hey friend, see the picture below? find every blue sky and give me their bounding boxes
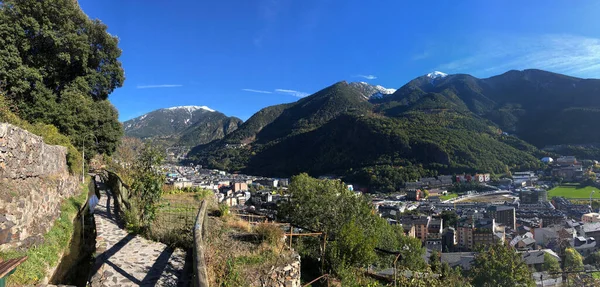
[78,0,600,121]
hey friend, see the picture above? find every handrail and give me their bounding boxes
[302,274,329,287]
[193,200,209,287]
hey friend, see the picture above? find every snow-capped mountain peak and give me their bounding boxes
[373,85,396,95]
[165,105,215,113]
[349,82,396,100]
[426,71,448,79]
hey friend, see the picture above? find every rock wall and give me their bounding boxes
[259,254,301,287]
[0,123,80,251]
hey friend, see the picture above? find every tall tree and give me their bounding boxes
[564,247,584,272]
[543,252,561,274]
[440,210,459,228]
[429,251,442,273]
[0,0,124,156]
[470,244,535,287]
[564,248,585,285]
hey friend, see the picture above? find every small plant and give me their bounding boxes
[194,188,214,201]
[255,223,284,248]
[220,257,248,287]
[218,203,230,217]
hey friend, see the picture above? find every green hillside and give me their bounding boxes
[187,79,546,188]
[123,106,242,148]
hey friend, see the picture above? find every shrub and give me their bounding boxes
[255,223,284,248]
[194,188,214,201]
[218,204,230,217]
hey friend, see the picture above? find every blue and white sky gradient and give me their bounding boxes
[78,0,600,121]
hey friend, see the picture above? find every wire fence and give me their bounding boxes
[155,200,199,228]
[150,200,201,248]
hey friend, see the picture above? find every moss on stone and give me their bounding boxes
[0,182,88,286]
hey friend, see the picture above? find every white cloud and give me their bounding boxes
[354,74,377,80]
[435,34,600,78]
[412,51,430,61]
[275,89,309,98]
[242,88,273,94]
[136,84,183,89]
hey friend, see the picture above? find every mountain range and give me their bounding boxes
[123,105,242,148]
[128,69,600,191]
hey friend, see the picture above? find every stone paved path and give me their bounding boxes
[89,182,187,287]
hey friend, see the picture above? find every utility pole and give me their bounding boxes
[82,139,85,183]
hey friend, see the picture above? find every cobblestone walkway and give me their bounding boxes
[89,185,187,287]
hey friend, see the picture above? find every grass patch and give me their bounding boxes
[440,193,459,200]
[0,183,88,286]
[548,184,600,199]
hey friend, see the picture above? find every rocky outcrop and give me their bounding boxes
[0,123,79,251]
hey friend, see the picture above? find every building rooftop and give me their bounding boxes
[441,252,476,270]
[488,205,515,212]
[583,223,600,233]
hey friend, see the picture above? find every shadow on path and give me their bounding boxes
[89,233,136,277]
[141,247,175,285]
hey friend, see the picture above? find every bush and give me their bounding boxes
[255,223,284,248]
[123,198,143,234]
[218,204,230,217]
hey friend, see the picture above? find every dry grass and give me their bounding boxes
[226,217,252,232]
[205,214,296,287]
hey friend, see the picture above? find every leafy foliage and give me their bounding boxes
[254,223,284,248]
[0,0,124,157]
[469,244,535,287]
[279,174,426,274]
[543,252,561,274]
[448,182,495,194]
[344,165,435,193]
[130,145,166,228]
[440,210,459,228]
[564,247,584,272]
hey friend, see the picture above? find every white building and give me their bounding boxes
[541,157,554,163]
[582,213,600,223]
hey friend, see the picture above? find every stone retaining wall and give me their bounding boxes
[258,254,301,287]
[0,123,68,179]
[0,123,79,251]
